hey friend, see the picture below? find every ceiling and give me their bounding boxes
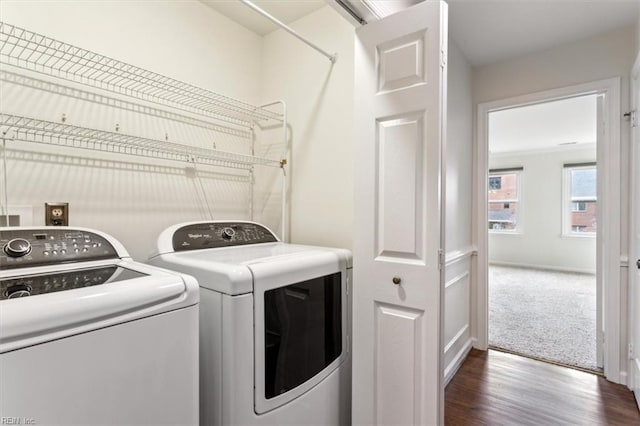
[447,0,639,67]
[201,0,325,36]
[202,1,639,67]
[489,94,598,154]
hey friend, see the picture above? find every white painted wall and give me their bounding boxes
[0,1,263,103]
[444,41,473,384]
[446,42,474,256]
[474,25,633,259]
[636,8,640,56]
[473,25,635,382]
[488,146,597,273]
[260,6,355,250]
[0,1,267,259]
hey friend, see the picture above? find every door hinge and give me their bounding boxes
[624,110,638,128]
[438,249,445,270]
[629,343,634,359]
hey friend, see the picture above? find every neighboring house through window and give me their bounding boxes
[563,163,597,236]
[489,176,502,190]
[488,168,522,232]
[572,202,587,212]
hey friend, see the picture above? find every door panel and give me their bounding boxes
[377,31,427,92]
[376,113,426,262]
[353,1,447,425]
[375,303,423,425]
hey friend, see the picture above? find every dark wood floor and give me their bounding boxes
[445,349,640,425]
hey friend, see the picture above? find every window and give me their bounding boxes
[563,164,596,236]
[488,169,521,232]
[572,202,587,212]
[489,176,502,190]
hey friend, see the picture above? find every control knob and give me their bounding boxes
[6,283,31,298]
[221,227,235,241]
[3,238,32,257]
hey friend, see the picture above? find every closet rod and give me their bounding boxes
[240,0,338,64]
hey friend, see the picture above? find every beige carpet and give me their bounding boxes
[488,265,599,371]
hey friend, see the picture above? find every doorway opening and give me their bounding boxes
[474,78,623,382]
[486,94,602,372]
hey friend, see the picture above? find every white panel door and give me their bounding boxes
[631,61,640,409]
[352,2,447,425]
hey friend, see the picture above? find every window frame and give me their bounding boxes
[487,168,522,234]
[562,163,597,237]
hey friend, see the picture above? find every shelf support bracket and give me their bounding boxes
[1,132,11,226]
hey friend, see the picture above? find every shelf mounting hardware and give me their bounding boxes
[240,0,338,64]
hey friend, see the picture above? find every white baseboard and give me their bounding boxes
[470,336,487,351]
[618,370,628,386]
[444,338,472,386]
[489,260,595,275]
[633,358,640,385]
[631,358,640,404]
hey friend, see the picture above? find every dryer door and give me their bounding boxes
[251,251,348,414]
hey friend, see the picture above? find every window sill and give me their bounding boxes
[489,231,523,236]
[561,233,596,239]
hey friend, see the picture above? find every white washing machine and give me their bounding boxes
[0,226,199,426]
[148,221,352,426]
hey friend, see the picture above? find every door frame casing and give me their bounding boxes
[629,54,640,401]
[472,78,622,383]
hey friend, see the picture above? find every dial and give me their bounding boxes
[3,238,32,258]
[221,227,235,241]
[6,283,31,298]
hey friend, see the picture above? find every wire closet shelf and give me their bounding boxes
[0,22,284,127]
[0,114,280,170]
[0,21,289,239]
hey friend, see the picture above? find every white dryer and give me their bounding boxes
[148,221,352,426]
[0,226,199,426]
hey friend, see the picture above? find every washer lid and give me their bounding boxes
[0,259,199,353]
[175,242,330,264]
[150,242,352,295]
[1,264,147,300]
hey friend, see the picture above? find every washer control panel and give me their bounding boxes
[172,222,277,252]
[1,265,146,300]
[0,229,118,270]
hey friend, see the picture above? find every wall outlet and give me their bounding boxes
[45,202,69,226]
